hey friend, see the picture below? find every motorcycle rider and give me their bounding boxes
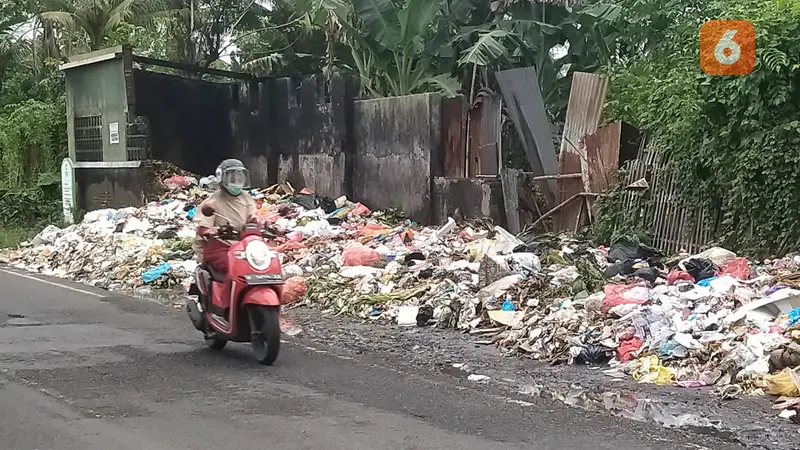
[194,159,257,274]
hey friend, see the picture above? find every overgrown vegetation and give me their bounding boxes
[603,0,800,255]
[1,0,799,254]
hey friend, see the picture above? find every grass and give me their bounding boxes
[0,227,38,249]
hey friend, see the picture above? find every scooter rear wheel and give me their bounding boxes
[248,305,281,365]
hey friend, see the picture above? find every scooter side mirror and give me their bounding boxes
[201,205,216,217]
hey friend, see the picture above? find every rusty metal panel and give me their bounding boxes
[554,72,608,231]
[442,95,467,177]
[495,67,558,205]
[584,121,621,194]
[554,151,584,231]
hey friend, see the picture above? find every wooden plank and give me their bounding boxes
[468,106,482,177]
[501,168,521,234]
[477,143,499,175]
[476,92,502,176]
[442,95,466,177]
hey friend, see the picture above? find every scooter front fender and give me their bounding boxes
[241,286,281,307]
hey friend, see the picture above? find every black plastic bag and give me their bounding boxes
[683,258,717,282]
[607,237,654,262]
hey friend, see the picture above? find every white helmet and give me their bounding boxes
[215,159,250,196]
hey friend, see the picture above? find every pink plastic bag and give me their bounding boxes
[281,276,307,305]
[164,175,190,190]
[602,284,649,315]
[351,203,371,216]
[286,231,304,242]
[342,245,382,267]
[720,257,751,280]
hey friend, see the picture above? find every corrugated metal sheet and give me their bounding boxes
[554,72,608,231]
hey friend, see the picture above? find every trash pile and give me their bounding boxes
[6,168,800,420]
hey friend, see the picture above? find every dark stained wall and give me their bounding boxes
[352,94,442,223]
[132,70,233,176]
[75,166,149,211]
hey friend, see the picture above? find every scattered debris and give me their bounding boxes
[8,167,800,423]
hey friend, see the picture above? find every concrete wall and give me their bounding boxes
[353,93,442,223]
[276,77,349,198]
[431,177,505,226]
[74,67,503,226]
[65,58,129,162]
[132,70,233,176]
[230,75,351,199]
[75,166,149,211]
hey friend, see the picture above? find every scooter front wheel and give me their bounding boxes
[248,305,281,365]
[207,337,228,350]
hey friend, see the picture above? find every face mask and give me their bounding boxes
[225,184,243,196]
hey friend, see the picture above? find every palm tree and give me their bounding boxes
[0,17,27,85]
[41,0,169,51]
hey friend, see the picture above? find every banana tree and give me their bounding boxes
[484,1,622,120]
[335,0,463,97]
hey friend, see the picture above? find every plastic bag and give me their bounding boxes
[164,175,191,190]
[281,276,307,304]
[696,247,737,267]
[618,337,644,363]
[632,355,675,385]
[601,284,649,315]
[141,262,172,283]
[720,257,751,280]
[764,368,800,397]
[275,241,306,253]
[342,245,382,267]
[667,270,694,285]
[351,203,371,216]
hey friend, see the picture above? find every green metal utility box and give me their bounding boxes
[60,46,151,210]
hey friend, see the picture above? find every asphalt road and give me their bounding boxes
[0,268,745,450]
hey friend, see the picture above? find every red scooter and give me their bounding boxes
[186,205,285,365]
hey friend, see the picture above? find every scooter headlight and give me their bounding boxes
[245,240,274,271]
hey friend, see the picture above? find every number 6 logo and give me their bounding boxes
[700,20,755,76]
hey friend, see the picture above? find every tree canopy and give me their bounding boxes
[0,0,799,254]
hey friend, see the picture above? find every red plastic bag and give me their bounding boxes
[618,337,644,363]
[342,245,382,267]
[720,258,751,280]
[667,270,694,285]
[281,276,307,304]
[601,284,649,315]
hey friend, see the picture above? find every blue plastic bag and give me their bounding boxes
[141,262,172,283]
[788,308,800,327]
[187,206,197,220]
[697,277,718,288]
[501,298,515,311]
